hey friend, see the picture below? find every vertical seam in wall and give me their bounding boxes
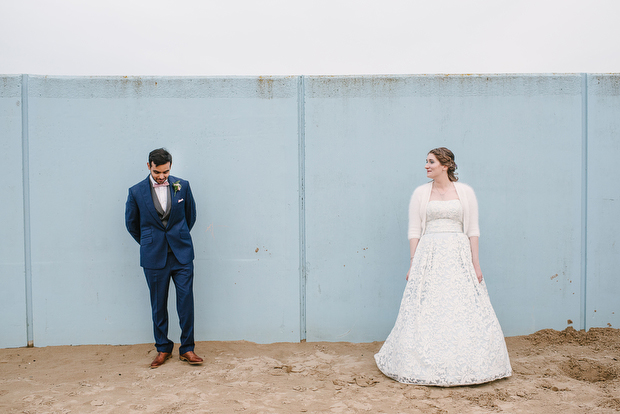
[22,74,34,347]
[580,73,588,331]
[298,76,307,342]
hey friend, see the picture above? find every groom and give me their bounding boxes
[125,148,203,368]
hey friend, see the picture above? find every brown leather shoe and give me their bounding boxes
[150,352,172,369]
[179,351,203,365]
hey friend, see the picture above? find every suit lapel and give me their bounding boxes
[167,175,178,227]
[140,176,166,229]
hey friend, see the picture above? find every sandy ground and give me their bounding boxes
[1,327,619,414]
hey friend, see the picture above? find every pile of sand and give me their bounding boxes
[1,327,619,413]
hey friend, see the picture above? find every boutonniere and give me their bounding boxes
[172,181,181,195]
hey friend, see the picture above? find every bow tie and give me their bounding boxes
[153,182,169,188]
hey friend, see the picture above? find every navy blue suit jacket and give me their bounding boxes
[125,175,196,269]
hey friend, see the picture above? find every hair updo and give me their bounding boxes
[429,147,458,182]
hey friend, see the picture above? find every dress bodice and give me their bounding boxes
[425,200,463,234]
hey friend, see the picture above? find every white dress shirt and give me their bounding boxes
[149,175,169,212]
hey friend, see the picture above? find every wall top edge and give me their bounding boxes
[22,75,301,81]
[306,74,585,99]
[5,73,620,100]
[23,76,300,100]
[4,73,619,78]
[0,76,23,98]
[307,73,588,78]
[586,74,620,96]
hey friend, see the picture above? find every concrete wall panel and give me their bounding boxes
[304,75,584,341]
[26,76,300,346]
[0,76,27,348]
[586,74,620,329]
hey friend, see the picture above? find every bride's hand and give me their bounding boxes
[474,266,483,283]
[406,256,415,281]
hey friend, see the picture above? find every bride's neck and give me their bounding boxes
[432,176,452,190]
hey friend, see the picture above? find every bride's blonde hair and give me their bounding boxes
[429,147,458,182]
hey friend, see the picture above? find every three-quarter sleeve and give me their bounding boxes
[465,185,480,237]
[408,187,423,239]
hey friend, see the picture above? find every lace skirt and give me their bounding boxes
[374,231,512,386]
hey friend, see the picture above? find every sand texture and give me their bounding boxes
[1,327,619,413]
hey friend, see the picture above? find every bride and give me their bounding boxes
[375,147,512,386]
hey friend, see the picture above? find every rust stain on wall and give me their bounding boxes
[257,76,274,99]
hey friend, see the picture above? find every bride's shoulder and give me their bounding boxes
[414,181,433,191]
[454,182,478,200]
[455,182,475,191]
[412,182,432,196]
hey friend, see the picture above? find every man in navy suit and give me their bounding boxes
[125,148,203,368]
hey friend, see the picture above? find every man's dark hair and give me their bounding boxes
[148,148,172,167]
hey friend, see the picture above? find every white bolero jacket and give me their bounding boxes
[407,181,480,239]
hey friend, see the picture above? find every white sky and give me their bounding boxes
[1,0,619,76]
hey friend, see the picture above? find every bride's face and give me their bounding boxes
[425,153,447,180]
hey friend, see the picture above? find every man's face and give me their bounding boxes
[148,162,171,184]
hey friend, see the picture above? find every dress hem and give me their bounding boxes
[378,370,513,387]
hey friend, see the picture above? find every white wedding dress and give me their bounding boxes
[375,200,512,386]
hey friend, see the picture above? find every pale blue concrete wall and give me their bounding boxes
[586,74,620,328]
[0,75,27,348]
[1,74,618,348]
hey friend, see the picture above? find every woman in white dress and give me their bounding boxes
[375,147,512,386]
